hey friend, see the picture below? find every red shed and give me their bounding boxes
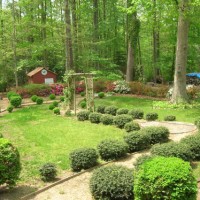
[27,67,57,84]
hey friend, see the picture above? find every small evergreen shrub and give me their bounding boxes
[98,92,105,98]
[69,148,98,171]
[7,91,18,100]
[31,95,38,102]
[128,109,144,119]
[80,91,85,97]
[194,118,200,129]
[100,114,114,125]
[124,132,150,152]
[146,112,158,121]
[7,105,14,113]
[96,105,106,114]
[89,112,102,124]
[124,122,140,132]
[49,93,56,100]
[151,142,194,161]
[97,139,128,161]
[134,156,197,200]
[60,96,65,102]
[52,101,59,107]
[104,106,118,116]
[49,104,55,110]
[53,108,60,115]
[164,115,176,121]
[10,96,22,108]
[77,111,90,121]
[113,114,132,128]
[0,133,3,138]
[39,163,57,182]
[36,97,43,105]
[142,126,170,145]
[116,108,129,115]
[90,165,134,200]
[0,138,21,186]
[80,101,87,109]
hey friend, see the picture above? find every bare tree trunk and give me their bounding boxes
[126,42,134,82]
[171,0,189,103]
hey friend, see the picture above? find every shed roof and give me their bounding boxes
[27,67,56,77]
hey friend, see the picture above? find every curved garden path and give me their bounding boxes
[18,121,198,200]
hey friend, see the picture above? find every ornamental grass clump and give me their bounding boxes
[97,139,128,161]
[69,148,98,171]
[90,165,134,200]
[134,156,197,200]
[124,122,140,132]
[128,109,144,119]
[77,111,90,121]
[100,114,114,125]
[104,106,118,116]
[89,112,102,124]
[116,108,129,115]
[113,114,132,128]
[39,163,57,182]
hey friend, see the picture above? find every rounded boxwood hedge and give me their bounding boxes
[89,112,102,124]
[146,112,158,121]
[80,101,86,109]
[96,105,106,114]
[10,95,22,108]
[128,109,144,119]
[151,142,194,161]
[124,122,140,132]
[113,114,132,129]
[97,139,128,161]
[0,138,21,186]
[134,156,197,200]
[49,104,55,110]
[7,105,14,113]
[90,165,134,200]
[194,118,200,129]
[104,106,118,116]
[7,91,18,100]
[60,96,65,102]
[31,95,38,102]
[49,93,56,100]
[100,114,114,125]
[69,148,98,171]
[142,126,170,145]
[98,92,105,98]
[36,97,44,105]
[39,163,57,182]
[116,108,129,115]
[52,101,59,107]
[124,132,150,152]
[53,108,60,115]
[77,111,90,121]
[164,115,176,121]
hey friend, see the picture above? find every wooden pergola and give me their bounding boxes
[66,73,95,115]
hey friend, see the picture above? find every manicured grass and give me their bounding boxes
[0,105,124,182]
[95,96,199,123]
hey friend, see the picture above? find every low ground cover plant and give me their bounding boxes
[113,114,132,128]
[39,163,57,182]
[90,165,134,200]
[77,111,90,121]
[124,122,140,132]
[128,109,144,119]
[100,114,114,125]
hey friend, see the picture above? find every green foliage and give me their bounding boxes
[36,97,44,105]
[89,112,102,124]
[0,138,21,186]
[194,118,200,129]
[80,91,85,97]
[113,114,132,128]
[146,112,158,121]
[142,126,170,145]
[96,105,106,114]
[124,122,140,132]
[104,106,118,116]
[49,104,55,110]
[39,163,57,182]
[7,91,18,100]
[60,96,65,102]
[77,111,90,121]
[100,114,114,125]
[49,94,56,100]
[80,101,87,109]
[0,133,3,138]
[53,108,60,115]
[151,142,194,161]
[7,105,14,113]
[90,165,134,200]
[69,148,98,171]
[31,95,38,102]
[98,92,105,98]
[113,80,131,94]
[128,109,144,119]
[97,139,128,161]
[10,96,22,108]
[52,101,59,107]
[124,132,150,152]
[134,157,197,200]
[116,108,129,115]
[164,115,176,121]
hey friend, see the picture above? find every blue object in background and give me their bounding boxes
[186,73,200,79]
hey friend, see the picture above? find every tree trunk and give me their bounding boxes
[126,42,134,82]
[171,0,189,103]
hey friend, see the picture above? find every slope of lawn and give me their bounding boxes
[0,105,124,182]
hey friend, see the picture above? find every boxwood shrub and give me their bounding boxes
[151,142,194,161]
[134,156,197,200]
[100,114,114,125]
[113,114,132,128]
[7,105,14,113]
[52,101,59,107]
[142,126,170,145]
[53,108,60,115]
[10,95,22,108]
[146,112,158,121]
[60,96,65,102]
[104,106,118,116]
[90,165,134,200]
[7,91,18,100]
[77,111,90,121]
[89,112,102,124]
[36,97,43,105]
[116,108,129,115]
[69,148,98,171]
[97,139,128,161]
[0,138,21,186]
[98,92,105,98]
[49,104,55,110]
[164,115,176,121]
[49,93,56,100]
[124,122,140,132]
[194,118,200,129]
[39,163,57,182]
[128,109,144,119]
[96,105,106,114]
[0,133,3,138]
[124,132,150,152]
[31,95,38,102]
[80,101,87,109]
